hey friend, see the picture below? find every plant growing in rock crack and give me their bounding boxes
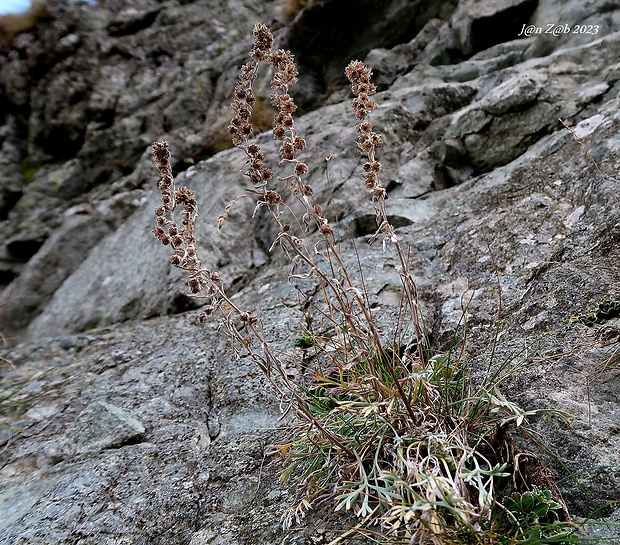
[151,24,577,544]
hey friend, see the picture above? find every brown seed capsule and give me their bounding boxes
[280,142,294,160]
[265,190,282,204]
[373,186,387,199]
[319,223,333,236]
[357,121,372,134]
[247,144,261,156]
[282,114,294,128]
[188,278,201,293]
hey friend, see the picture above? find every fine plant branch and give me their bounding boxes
[151,24,578,544]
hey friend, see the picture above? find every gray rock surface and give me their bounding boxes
[1,0,620,543]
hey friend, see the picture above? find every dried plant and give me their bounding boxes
[152,24,576,544]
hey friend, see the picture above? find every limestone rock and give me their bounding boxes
[1,0,620,543]
[50,401,145,461]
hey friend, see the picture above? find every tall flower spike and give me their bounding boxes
[222,24,278,229]
[345,60,389,244]
[152,141,202,277]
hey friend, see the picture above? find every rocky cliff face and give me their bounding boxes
[1,0,619,543]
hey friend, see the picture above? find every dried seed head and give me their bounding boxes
[364,172,377,188]
[280,142,295,160]
[252,24,274,53]
[279,94,296,113]
[295,162,309,176]
[282,114,294,128]
[357,121,372,134]
[358,138,374,153]
[373,186,387,199]
[345,60,375,95]
[250,48,267,62]
[319,222,333,236]
[240,312,258,324]
[249,171,262,184]
[247,144,261,156]
[265,190,282,204]
[273,125,286,140]
[188,278,200,293]
[153,141,172,173]
[363,160,382,173]
[184,255,199,269]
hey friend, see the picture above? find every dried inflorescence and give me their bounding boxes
[346,59,425,356]
[152,142,201,271]
[345,60,391,244]
[223,24,334,248]
[152,141,224,322]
